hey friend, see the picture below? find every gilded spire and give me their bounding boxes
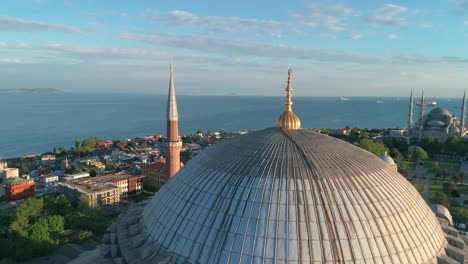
[276,67,301,130]
[285,68,293,111]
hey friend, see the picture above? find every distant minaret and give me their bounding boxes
[461,90,466,137]
[61,157,69,170]
[418,91,425,142]
[166,64,182,177]
[408,91,413,136]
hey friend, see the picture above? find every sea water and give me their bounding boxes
[0,92,463,158]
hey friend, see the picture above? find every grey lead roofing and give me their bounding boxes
[141,127,446,263]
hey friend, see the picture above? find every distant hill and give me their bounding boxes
[0,88,62,93]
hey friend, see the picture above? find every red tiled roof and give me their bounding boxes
[144,160,167,173]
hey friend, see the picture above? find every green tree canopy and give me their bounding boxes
[356,138,388,156]
[413,147,429,160]
[437,192,450,209]
[420,137,444,154]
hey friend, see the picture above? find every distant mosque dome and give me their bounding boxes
[98,68,449,264]
[428,107,452,118]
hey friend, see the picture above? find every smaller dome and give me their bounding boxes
[430,204,453,225]
[427,120,447,126]
[380,151,395,165]
[428,107,452,117]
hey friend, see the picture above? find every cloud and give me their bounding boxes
[45,43,172,61]
[145,10,286,37]
[122,32,382,64]
[288,4,352,32]
[394,55,468,64]
[148,10,199,25]
[350,34,362,40]
[387,34,399,39]
[367,4,408,26]
[0,58,21,63]
[419,22,433,28]
[41,43,265,68]
[457,0,468,9]
[0,16,83,34]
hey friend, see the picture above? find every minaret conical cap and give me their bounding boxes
[275,68,301,130]
[167,63,178,121]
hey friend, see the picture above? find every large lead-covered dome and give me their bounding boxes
[96,68,449,264]
[136,128,446,263]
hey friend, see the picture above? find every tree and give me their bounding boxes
[420,137,443,154]
[81,136,99,149]
[458,172,465,185]
[452,207,468,225]
[437,192,450,209]
[445,136,463,154]
[89,167,98,177]
[141,141,148,148]
[357,138,388,156]
[74,139,81,149]
[413,147,429,161]
[391,149,404,169]
[432,161,440,175]
[18,165,29,176]
[47,215,65,234]
[57,147,69,157]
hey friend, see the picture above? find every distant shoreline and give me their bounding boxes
[0,88,62,94]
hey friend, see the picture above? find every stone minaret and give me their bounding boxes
[166,64,182,177]
[418,91,425,143]
[461,90,466,137]
[61,157,69,170]
[408,91,413,136]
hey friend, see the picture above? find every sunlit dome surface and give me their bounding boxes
[131,127,447,263]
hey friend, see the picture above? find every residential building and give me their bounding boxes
[84,159,106,171]
[97,140,113,149]
[4,177,35,201]
[1,168,19,179]
[35,175,59,196]
[331,127,351,136]
[87,172,144,197]
[0,161,7,171]
[41,154,56,164]
[142,158,168,190]
[388,129,405,136]
[59,181,120,208]
[62,172,90,182]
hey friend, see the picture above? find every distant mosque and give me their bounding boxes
[407,90,467,142]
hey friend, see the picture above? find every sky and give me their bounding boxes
[1,0,468,97]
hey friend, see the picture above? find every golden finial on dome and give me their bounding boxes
[275,67,301,130]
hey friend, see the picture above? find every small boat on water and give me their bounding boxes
[377,100,384,104]
[340,97,352,101]
[416,101,437,106]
